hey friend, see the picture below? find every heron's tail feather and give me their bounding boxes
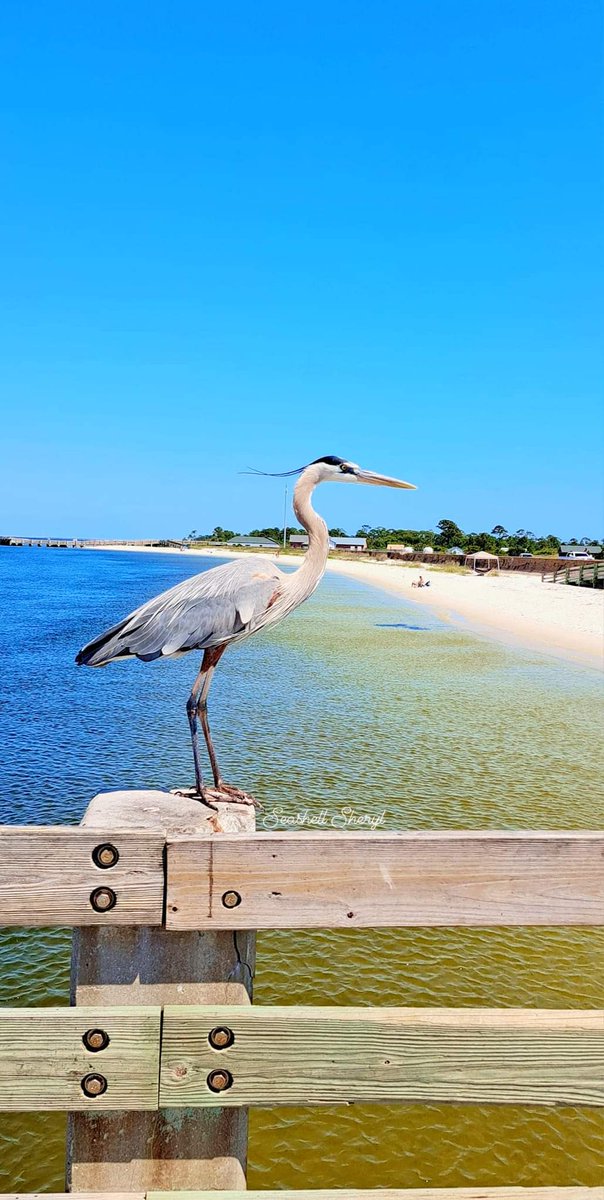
[75,617,132,667]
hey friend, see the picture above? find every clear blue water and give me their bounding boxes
[1,545,603,1189]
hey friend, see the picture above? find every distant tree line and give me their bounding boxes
[185,525,341,544]
[355,520,565,555]
[354,521,601,555]
[186,522,601,556]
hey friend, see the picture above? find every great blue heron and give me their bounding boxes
[76,455,415,807]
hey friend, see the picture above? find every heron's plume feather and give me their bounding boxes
[241,466,305,478]
[242,455,345,478]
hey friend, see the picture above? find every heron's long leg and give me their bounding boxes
[186,665,207,795]
[196,646,258,807]
[197,664,221,787]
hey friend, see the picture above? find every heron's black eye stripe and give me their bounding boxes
[339,463,355,474]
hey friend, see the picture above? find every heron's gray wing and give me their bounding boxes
[76,557,284,666]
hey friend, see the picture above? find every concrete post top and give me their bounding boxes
[80,789,255,835]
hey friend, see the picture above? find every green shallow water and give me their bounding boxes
[0,549,603,1187]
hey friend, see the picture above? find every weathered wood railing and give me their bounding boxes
[541,561,604,587]
[4,1194,604,1200]
[4,825,604,929]
[1,793,603,1199]
[2,1003,602,1111]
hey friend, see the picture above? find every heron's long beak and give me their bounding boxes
[356,469,416,489]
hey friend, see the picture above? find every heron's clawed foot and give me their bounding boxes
[171,786,219,811]
[205,781,261,808]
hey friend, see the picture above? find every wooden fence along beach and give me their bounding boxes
[1,789,603,1197]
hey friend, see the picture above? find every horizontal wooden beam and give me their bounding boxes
[4,825,604,931]
[2,1003,603,1114]
[160,1004,604,1109]
[0,1007,161,1110]
[149,1192,604,1200]
[149,1193,604,1200]
[0,827,164,925]
[165,830,604,929]
[3,1191,603,1200]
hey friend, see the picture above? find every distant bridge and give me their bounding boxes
[1,537,186,549]
[2,536,78,547]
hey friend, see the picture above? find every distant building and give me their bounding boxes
[227,536,280,548]
[289,534,367,552]
[560,543,602,558]
[386,544,414,554]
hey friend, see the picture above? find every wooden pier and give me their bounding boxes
[1,790,603,1197]
[542,561,604,588]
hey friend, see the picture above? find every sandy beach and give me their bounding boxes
[86,545,604,669]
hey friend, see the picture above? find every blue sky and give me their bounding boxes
[1,0,602,539]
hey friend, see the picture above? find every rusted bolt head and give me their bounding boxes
[207,1069,233,1092]
[83,1028,110,1052]
[81,1072,108,1097]
[209,1026,234,1049]
[221,890,241,909]
[92,842,120,869]
[89,886,117,913]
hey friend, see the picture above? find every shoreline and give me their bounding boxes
[82,544,604,670]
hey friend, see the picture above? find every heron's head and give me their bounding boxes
[247,456,416,490]
[307,455,416,490]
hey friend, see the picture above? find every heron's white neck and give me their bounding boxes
[257,464,330,628]
[290,467,330,602]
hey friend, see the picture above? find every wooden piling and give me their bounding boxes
[66,789,255,1192]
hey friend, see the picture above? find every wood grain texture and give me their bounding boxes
[5,1192,604,1200]
[4,1192,603,1200]
[0,1006,160,1110]
[165,830,604,929]
[160,1005,604,1108]
[149,1192,604,1200]
[0,827,164,926]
